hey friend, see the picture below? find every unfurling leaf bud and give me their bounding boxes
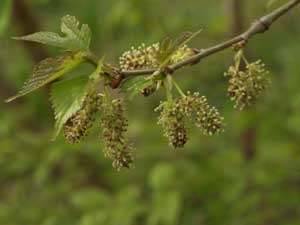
[119,43,195,71]
[100,97,134,170]
[64,92,101,144]
[225,59,270,110]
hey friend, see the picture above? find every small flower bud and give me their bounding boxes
[140,83,157,97]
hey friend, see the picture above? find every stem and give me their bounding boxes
[84,51,99,67]
[165,75,173,102]
[241,52,250,65]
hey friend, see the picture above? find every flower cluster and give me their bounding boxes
[63,90,133,170]
[225,59,270,110]
[182,92,225,136]
[64,92,101,144]
[100,98,134,170]
[156,92,225,148]
[119,43,195,71]
[156,101,187,148]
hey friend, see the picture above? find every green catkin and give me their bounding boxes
[100,98,134,170]
[225,60,270,110]
[64,92,101,144]
[156,92,225,148]
[64,109,91,144]
[156,101,188,148]
[194,102,225,136]
[180,92,225,136]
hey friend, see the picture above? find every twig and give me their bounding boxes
[115,0,300,78]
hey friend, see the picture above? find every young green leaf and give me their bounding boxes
[157,30,201,67]
[13,15,91,51]
[50,75,90,140]
[5,52,85,103]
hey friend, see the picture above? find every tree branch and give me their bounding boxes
[114,0,300,79]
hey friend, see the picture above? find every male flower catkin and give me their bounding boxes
[64,92,101,144]
[156,101,187,149]
[156,92,225,149]
[225,60,270,110]
[100,98,134,170]
[181,92,225,136]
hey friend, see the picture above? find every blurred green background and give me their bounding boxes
[0,0,300,224]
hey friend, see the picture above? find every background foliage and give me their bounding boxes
[0,0,300,224]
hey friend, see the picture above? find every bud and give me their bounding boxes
[140,83,157,97]
[100,98,134,169]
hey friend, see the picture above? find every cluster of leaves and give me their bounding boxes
[6,15,270,169]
